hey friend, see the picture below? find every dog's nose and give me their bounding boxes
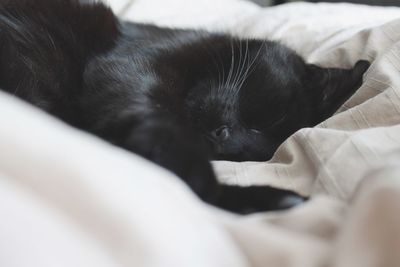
[211,125,230,142]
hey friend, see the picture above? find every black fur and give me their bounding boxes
[0,0,370,213]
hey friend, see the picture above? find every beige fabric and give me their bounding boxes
[2,1,400,267]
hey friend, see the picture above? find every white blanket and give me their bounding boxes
[2,1,400,266]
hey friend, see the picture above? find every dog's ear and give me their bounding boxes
[305,60,370,123]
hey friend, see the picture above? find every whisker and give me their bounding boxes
[234,40,252,97]
[236,39,249,89]
[236,40,266,92]
[231,39,243,89]
[216,47,226,92]
[234,39,250,96]
[225,39,235,91]
[212,42,226,93]
[201,43,223,93]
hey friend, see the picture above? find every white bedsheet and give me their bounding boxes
[2,1,400,266]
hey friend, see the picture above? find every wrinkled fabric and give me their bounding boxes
[1,0,400,266]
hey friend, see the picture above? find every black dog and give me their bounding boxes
[0,0,370,213]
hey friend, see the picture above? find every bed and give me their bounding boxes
[1,0,400,266]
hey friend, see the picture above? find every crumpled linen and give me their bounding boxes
[2,1,400,266]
